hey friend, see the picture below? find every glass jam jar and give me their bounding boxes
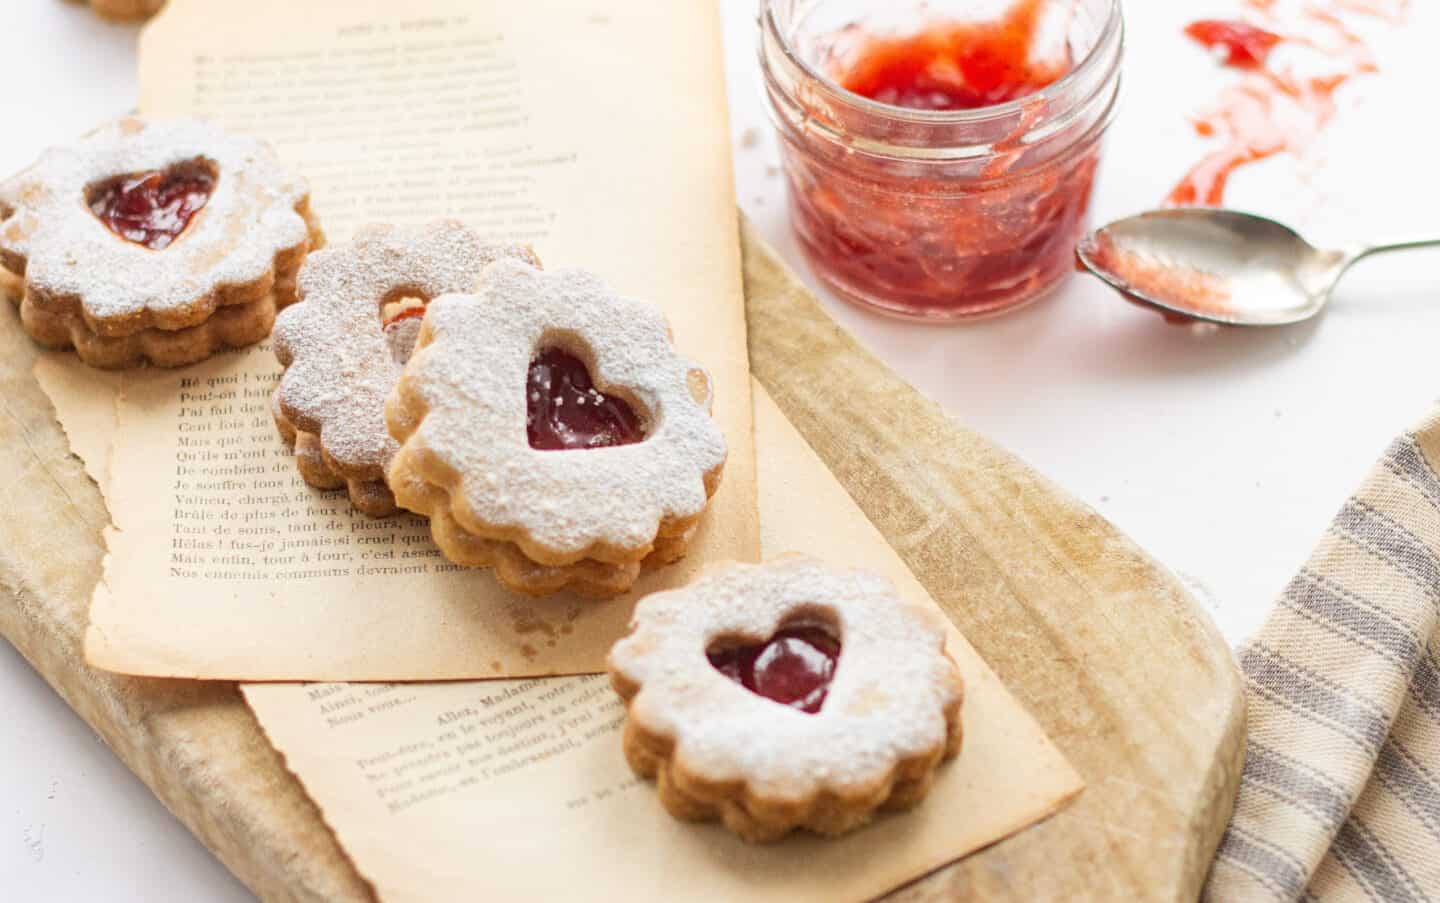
[760,0,1123,321]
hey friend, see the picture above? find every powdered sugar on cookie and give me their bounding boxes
[609,557,963,827]
[386,259,726,567]
[272,220,537,503]
[0,117,314,333]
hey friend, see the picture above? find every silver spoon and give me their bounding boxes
[1076,209,1440,326]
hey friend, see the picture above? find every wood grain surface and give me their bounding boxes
[0,224,1244,901]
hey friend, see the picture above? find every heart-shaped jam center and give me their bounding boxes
[527,348,644,451]
[382,303,428,365]
[708,626,840,714]
[88,166,215,250]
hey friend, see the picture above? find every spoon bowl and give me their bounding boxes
[1076,209,1439,326]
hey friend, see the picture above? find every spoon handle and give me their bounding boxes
[1350,235,1440,262]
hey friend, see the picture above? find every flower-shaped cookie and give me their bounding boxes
[0,117,321,368]
[608,557,965,842]
[384,259,726,596]
[272,221,537,516]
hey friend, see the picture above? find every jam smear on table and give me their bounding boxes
[836,0,1070,110]
[1168,1,1402,207]
[88,167,215,250]
[1184,20,1283,68]
[708,626,840,715]
[526,348,645,451]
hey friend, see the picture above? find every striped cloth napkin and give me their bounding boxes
[1204,413,1440,901]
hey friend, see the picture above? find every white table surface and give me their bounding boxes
[3,1,1438,899]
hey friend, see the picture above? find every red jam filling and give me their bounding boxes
[1183,20,1283,68]
[707,626,840,715]
[526,348,644,451]
[837,2,1070,110]
[88,169,215,250]
[786,0,1096,319]
[382,304,427,329]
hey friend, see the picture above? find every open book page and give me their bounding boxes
[246,385,1084,902]
[83,0,760,680]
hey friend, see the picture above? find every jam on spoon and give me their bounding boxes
[88,164,216,250]
[526,347,645,451]
[708,625,841,714]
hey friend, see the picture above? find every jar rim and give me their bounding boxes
[760,0,1124,126]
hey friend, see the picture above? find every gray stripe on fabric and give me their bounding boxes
[1241,645,1390,754]
[1332,817,1427,903]
[1241,741,1351,829]
[1412,651,1440,724]
[1333,500,1440,604]
[1282,570,1440,724]
[1375,739,1440,844]
[1385,435,1440,515]
[1284,569,1423,668]
[1212,824,1310,900]
[1241,738,1440,887]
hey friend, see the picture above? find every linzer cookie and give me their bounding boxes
[79,0,166,20]
[0,117,321,368]
[384,259,725,596]
[272,221,537,516]
[608,557,965,842]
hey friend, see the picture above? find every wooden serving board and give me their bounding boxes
[0,223,1243,902]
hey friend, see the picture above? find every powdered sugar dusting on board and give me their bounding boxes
[0,117,310,322]
[388,260,726,563]
[273,220,538,478]
[610,557,963,794]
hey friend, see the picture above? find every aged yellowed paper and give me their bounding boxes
[242,387,1082,902]
[85,0,759,680]
[32,354,119,488]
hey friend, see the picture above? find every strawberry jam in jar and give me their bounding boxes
[761,0,1123,320]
